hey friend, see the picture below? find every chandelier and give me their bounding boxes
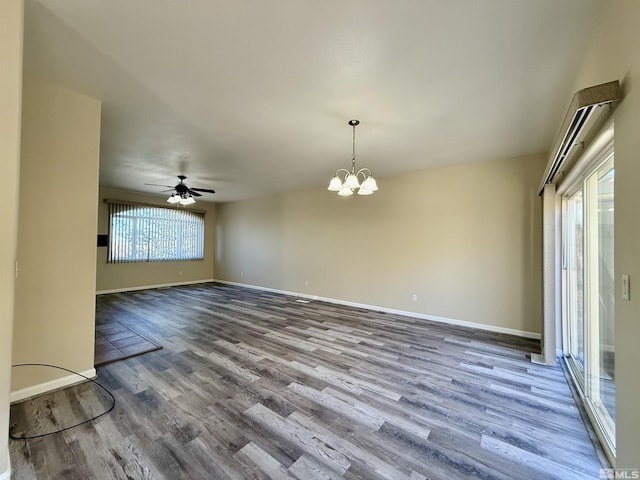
[327,119,378,196]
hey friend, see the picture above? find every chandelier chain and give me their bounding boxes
[352,122,357,173]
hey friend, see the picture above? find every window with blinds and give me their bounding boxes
[108,202,205,263]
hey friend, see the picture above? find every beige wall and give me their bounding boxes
[96,187,215,292]
[11,77,101,391]
[572,0,640,468]
[0,0,23,475]
[216,154,545,335]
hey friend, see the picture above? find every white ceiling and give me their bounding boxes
[23,0,602,202]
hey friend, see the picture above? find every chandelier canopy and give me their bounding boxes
[327,119,378,196]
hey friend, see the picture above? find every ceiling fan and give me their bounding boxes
[145,175,215,205]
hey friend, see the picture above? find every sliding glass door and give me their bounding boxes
[563,151,615,456]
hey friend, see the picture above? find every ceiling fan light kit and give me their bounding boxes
[328,119,378,196]
[168,193,196,205]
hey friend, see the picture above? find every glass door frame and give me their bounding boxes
[585,154,615,448]
[559,140,616,464]
[563,186,585,388]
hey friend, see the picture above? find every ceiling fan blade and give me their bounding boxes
[187,189,202,197]
[144,183,174,188]
[190,187,216,194]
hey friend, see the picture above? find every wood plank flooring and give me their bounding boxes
[95,321,162,366]
[9,282,603,479]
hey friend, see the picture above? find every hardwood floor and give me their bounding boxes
[10,283,603,479]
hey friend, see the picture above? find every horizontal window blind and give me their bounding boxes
[108,202,205,263]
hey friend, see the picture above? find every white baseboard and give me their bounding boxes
[97,278,214,295]
[213,279,541,340]
[10,368,97,404]
[0,448,10,480]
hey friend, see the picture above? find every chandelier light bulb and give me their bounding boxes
[361,176,378,192]
[345,174,360,189]
[327,176,342,191]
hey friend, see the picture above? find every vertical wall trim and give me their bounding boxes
[555,192,563,358]
[533,183,558,365]
[0,0,24,475]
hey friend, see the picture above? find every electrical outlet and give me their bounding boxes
[305,280,309,286]
[179,270,183,276]
[240,271,244,277]
[412,294,418,302]
[622,274,630,301]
